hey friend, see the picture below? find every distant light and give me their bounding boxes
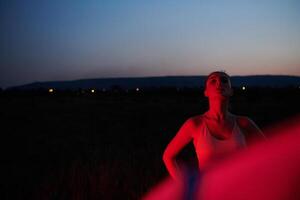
[136,88,140,92]
[49,88,54,93]
[242,86,246,90]
[91,89,95,93]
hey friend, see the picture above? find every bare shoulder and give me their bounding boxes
[235,115,266,142]
[183,115,205,137]
[189,115,205,126]
[236,115,256,129]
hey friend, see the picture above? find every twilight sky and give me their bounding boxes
[1,0,300,88]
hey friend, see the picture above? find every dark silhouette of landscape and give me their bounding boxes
[1,84,299,199]
[7,75,300,91]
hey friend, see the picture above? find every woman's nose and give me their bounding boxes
[216,79,221,87]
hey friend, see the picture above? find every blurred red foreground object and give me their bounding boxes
[143,115,300,200]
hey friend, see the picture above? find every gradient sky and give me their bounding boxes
[1,0,300,88]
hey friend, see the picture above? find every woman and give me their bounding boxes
[163,71,266,182]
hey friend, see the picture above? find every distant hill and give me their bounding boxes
[8,75,300,90]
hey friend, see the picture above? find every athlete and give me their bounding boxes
[163,71,266,182]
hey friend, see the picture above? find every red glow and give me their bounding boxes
[144,115,300,200]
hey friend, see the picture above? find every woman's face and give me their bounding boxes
[204,72,233,99]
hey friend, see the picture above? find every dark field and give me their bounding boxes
[1,87,299,200]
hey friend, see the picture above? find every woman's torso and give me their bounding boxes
[192,114,247,170]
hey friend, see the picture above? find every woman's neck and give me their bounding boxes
[207,99,230,121]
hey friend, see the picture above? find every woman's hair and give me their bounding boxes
[204,71,231,89]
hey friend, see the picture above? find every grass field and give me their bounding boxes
[1,87,299,199]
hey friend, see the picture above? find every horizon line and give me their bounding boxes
[4,73,300,89]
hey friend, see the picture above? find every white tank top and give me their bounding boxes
[193,116,247,170]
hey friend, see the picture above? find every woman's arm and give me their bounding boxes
[163,118,195,182]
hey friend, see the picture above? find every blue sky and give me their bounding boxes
[1,0,300,88]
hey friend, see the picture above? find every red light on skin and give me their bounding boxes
[143,115,300,200]
[162,72,264,186]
